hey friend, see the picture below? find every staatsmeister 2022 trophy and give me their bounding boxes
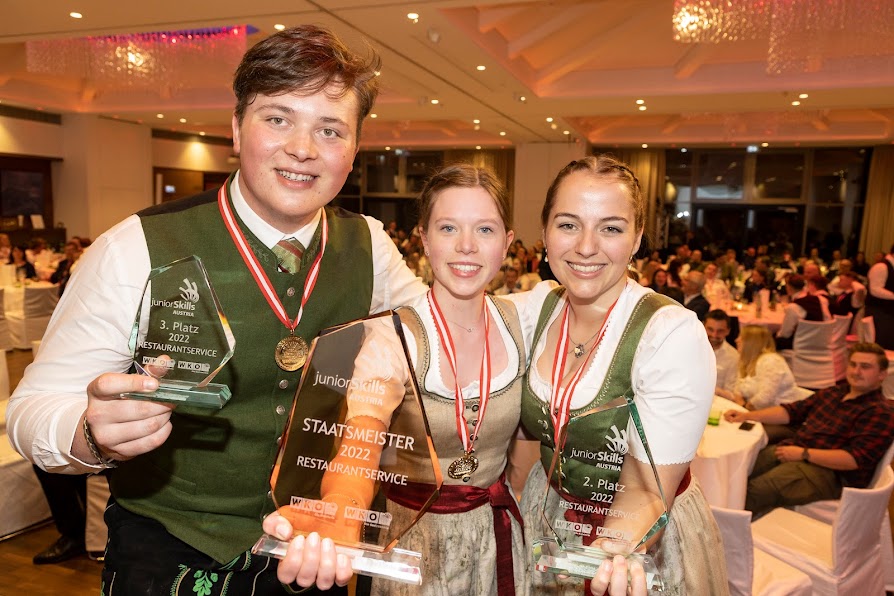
[532,396,669,593]
[122,255,236,409]
[252,312,442,584]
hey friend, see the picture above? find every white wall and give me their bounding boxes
[0,115,63,158]
[152,137,236,173]
[54,115,153,240]
[513,142,586,245]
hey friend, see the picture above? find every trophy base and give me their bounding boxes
[533,537,664,593]
[122,381,231,409]
[252,535,422,585]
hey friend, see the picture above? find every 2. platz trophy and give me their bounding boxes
[252,312,442,584]
[532,396,669,593]
[122,256,236,409]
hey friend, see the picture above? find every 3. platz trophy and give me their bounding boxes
[252,312,442,584]
[122,255,236,409]
[533,396,669,593]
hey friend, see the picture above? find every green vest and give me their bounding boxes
[110,177,374,563]
[519,288,676,497]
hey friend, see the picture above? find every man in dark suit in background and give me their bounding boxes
[682,270,711,321]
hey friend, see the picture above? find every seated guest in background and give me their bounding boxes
[702,262,731,308]
[828,270,866,318]
[26,236,57,281]
[666,257,684,288]
[649,267,683,303]
[826,249,842,280]
[720,249,739,284]
[638,258,662,288]
[717,325,800,410]
[682,270,710,321]
[50,240,83,295]
[9,245,36,280]
[688,249,705,272]
[725,343,894,519]
[493,265,522,295]
[776,274,831,350]
[778,250,798,272]
[0,233,11,261]
[742,266,769,303]
[853,251,871,277]
[705,309,739,393]
[741,246,757,271]
[806,273,831,304]
[802,261,822,279]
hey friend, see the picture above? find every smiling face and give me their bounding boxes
[421,186,514,302]
[543,171,642,309]
[232,87,359,233]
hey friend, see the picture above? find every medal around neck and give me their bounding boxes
[532,396,668,593]
[252,312,443,585]
[122,256,236,409]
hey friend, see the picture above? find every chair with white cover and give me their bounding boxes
[752,465,894,596]
[711,506,812,596]
[789,318,846,389]
[858,315,876,343]
[6,284,59,349]
[792,440,894,591]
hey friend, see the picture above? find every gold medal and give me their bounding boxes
[275,335,308,371]
[447,452,479,482]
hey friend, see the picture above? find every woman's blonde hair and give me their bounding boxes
[738,325,776,378]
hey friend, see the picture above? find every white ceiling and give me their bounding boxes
[1,0,893,149]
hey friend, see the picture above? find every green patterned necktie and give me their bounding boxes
[272,237,305,274]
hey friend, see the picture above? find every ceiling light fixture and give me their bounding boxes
[274,24,286,31]
[385,146,391,151]
[156,113,164,119]
[635,99,645,105]
[638,106,647,111]
[476,65,486,71]
[791,100,801,106]
[798,93,809,99]
[472,119,480,124]
[681,148,688,152]
[499,131,506,136]
[642,143,649,148]
[761,142,769,147]
[199,131,206,136]
[563,130,570,135]
[551,123,558,130]
[370,113,377,118]
[475,145,481,150]
[179,118,186,123]
[70,12,83,19]
[546,117,553,122]
[430,99,439,105]
[407,12,419,23]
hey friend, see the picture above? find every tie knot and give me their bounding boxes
[273,237,305,274]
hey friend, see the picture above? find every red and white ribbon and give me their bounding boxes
[427,291,492,453]
[217,182,327,332]
[549,298,619,447]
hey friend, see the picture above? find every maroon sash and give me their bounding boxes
[388,473,523,596]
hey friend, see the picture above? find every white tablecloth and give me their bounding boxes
[2,281,57,313]
[691,396,768,509]
[725,302,785,334]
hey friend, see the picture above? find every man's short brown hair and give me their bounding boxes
[850,342,889,371]
[233,25,381,139]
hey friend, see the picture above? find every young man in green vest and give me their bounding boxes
[7,25,427,594]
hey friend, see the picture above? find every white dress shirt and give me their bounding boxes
[7,171,427,472]
[868,255,894,300]
[714,341,739,393]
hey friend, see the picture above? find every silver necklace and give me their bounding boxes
[569,328,601,358]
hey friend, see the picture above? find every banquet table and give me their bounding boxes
[691,396,768,509]
[724,302,785,334]
[2,280,58,313]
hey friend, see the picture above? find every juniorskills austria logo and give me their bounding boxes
[179,278,200,303]
[605,425,628,456]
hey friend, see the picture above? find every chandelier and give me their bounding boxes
[672,0,894,74]
[25,26,247,95]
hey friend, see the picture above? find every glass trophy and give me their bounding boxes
[533,396,669,593]
[122,255,236,409]
[252,312,442,585]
